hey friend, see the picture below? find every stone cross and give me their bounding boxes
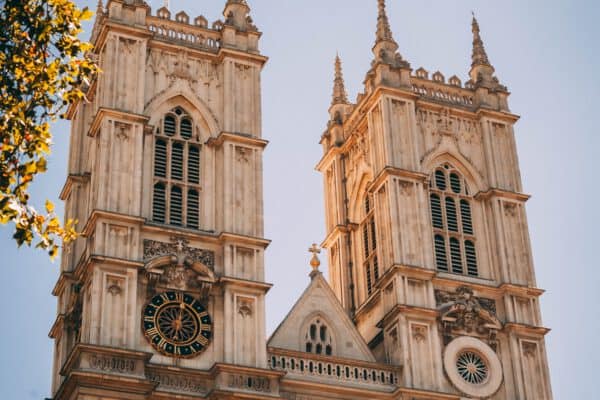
[308,243,321,271]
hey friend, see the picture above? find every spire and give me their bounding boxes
[469,13,500,86]
[471,13,492,68]
[332,54,349,106]
[163,0,170,10]
[96,0,104,13]
[371,0,407,68]
[375,0,397,46]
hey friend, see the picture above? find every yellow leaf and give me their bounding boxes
[45,200,55,213]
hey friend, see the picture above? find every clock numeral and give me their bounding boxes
[146,327,159,337]
[196,334,209,346]
[200,323,212,332]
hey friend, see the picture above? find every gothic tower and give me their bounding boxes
[317,2,553,399]
[49,1,277,398]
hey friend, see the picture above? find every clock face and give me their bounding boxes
[142,291,212,358]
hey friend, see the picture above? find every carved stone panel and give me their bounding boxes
[436,286,502,350]
[143,238,214,269]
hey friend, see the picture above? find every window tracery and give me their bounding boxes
[429,164,478,277]
[304,318,333,356]
[152,107,201,229]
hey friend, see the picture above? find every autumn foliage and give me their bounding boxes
[0,0,98,258]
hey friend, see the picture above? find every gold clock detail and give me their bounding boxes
[142,291,212,358]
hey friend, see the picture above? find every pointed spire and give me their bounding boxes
[371,0,407,68]
[96,0,104,12]
[471,13,491,68]
[375,0,397,46]
[332,54,349,106]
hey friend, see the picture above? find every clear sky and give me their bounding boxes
[1,0,598,398]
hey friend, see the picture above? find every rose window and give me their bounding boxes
[456,351,488,384]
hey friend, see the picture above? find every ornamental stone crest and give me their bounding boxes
[143,238,216,297]
[435,286,502,350]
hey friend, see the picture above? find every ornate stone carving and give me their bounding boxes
[143,238,214,269]
[228,374,271,393]
[397,180,413,196]
[437,107,454,135]
[238,298,253,317]
[436,286,502,350]
[236,146,251,163]
[114,122,130,141]
[411,325,427,343]
[522,341,538,358]
[89,355,136,374]
[147,372,207,394]
[143,238,216,297]
[504,202,518,217]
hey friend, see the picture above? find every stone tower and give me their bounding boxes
[49,1,277,398]
[317,2,553,399]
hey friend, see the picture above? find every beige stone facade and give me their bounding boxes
[49,1,553,399]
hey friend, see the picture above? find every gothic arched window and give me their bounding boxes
[304,317,333,356]
[361,195,379,296]
[152,107,201,229]
[429,164,478,277]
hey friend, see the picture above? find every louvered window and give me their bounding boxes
[446,197,458,232]
[154,139,167,177]
[152,107,202,229]
[450,238,463,274]
[170,186,183,226]
[460,200,473,235]
[429,165,479,277]
[188,145,200,184]
[430,194,444,229]
[465,240,478,276]
[180,118,193,139]
[361,195,379,297]
[152,183,166,223]
[434,235,448,271]
[171,142,184,181]
[187,189,199,229]
[164,115,176,136]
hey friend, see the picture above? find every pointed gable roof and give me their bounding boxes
[268,271,375,362]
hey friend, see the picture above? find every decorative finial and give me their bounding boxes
[163,0,170,10]
[371,0,406,67]
[376,0,395,44]
[96,0,104,12]
[308,243,321,272]
[332,54,349,106]
[471,13,491,68]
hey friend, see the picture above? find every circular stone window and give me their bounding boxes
[444,337,503,398]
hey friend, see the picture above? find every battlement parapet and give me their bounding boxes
[411,67,475,108]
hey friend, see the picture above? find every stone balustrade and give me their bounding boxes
[147,15,221,53]
[411,67,475,107]
[268,350,399,388]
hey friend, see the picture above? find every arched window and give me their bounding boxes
[361,195,379,296]
[304,317,333,356]
[152,107,202,229]
[429,164,478,277]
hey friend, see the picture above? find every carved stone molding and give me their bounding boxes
[146,371,208,395]
[143,238,214,269]
[436,286,502,350]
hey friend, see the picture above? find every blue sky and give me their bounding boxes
[1,0,598,398]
